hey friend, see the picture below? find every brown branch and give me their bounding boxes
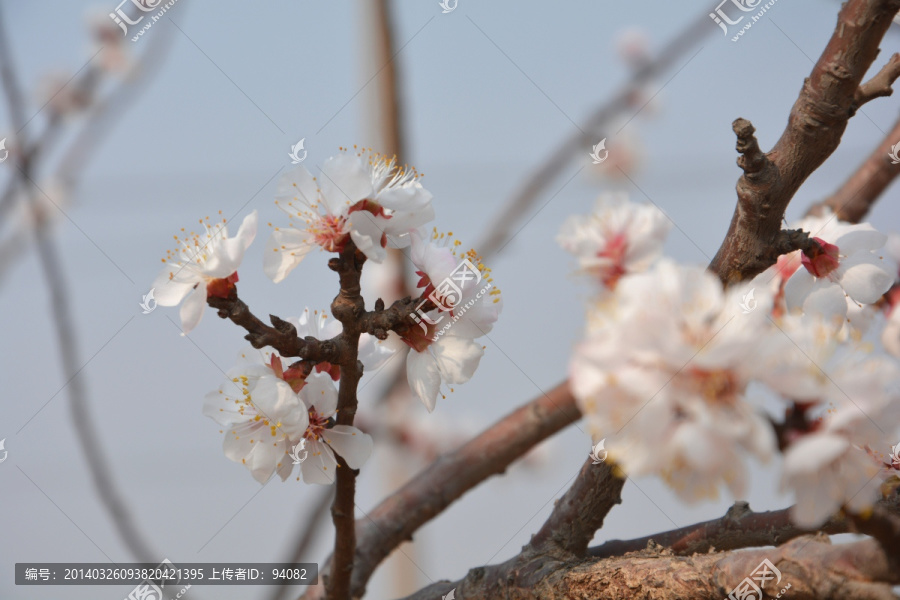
[529,459,624,556]
[854,52,900,109]
[324,244,367,600]
[300,381,580,600]
[807,112,900,223]
[207,291,343,361]
[710,0,900,285]
[399,537,899,600]
[475,8,713,260]
[590,492,900,559]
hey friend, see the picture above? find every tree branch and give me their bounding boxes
[710,0,900,284]
[589,491,900,559]
[475,9,713,260]
[807,112,900,223]
[399,537,899,600]
[300,381,579,599]
[529,459,624,556]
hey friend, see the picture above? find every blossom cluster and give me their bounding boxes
[563,196,900,526]
[151,148,502,484]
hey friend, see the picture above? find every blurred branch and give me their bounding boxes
[301,381,579,600]
[399,537,899,600]
[806,112,900,223]
[0,5,179,567]
[268,486,335,600]
[373,0,405,162]
[710,0,900,284]
[474,9,713,260]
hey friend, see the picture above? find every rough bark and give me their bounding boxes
[710,0,900,284]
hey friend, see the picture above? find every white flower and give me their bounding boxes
[557,193,670,288]
[264,149,435,282]
[151,211,258,334]
[290,308,394,379]
[296,373,374,484]
[572,261,779,501]
[203,360,309,484]
[784,212,895,324]
[779,356,900,527]
[401,230,502,412]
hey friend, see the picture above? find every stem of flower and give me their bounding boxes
[326,243,367,600]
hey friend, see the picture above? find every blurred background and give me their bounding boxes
[2,0,900,598]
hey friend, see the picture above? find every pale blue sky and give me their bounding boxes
[2,1,900,599]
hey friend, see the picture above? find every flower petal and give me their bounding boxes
[264,228,314,283]
[179,284,208,334]
[320,154,373,213]
[432,335,484,384]
[301,440,338,484]
[406,348,441,412]
[322,425,373,469]
[300,372,338,417]
[836,252,894,304]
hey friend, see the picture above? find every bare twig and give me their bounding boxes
[807,112,900,223]
[710,0,900,284]
[529,459,624,556]
[475,8,713,260]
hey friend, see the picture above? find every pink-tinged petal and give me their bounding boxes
[179,284,208,334]
[376,184,433,212]
[783,269,815,311]
[836,252,894,304]
[275,165,319,206]
[301,440,338,484]
[320,154,373,213]
[348,211,387,263]
[801,279,847,323]
[406,349,441,412]
[264,228,314,283]
[432,335,484,384]
[150,274,194,306]
[833,225,886,255]
[300,372,338,417]
[322,425,373,469]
